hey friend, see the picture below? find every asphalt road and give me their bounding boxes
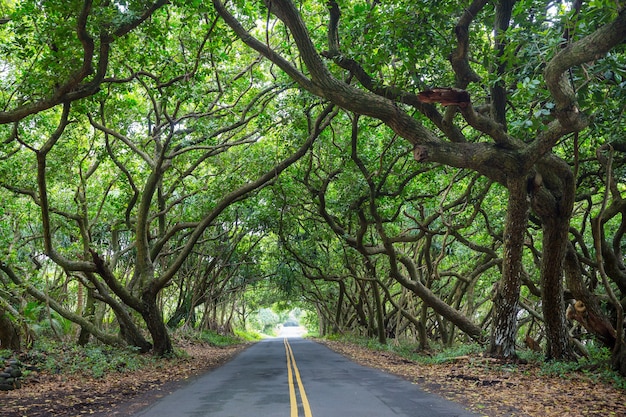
[131,336,477,417]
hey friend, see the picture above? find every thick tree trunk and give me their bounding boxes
[118,313,153,353]
[419,303,429,350]
[540,216,576,360]
[530,159,576,360]
[563,244,617,348]
[372,280,386,345]
[77,288,96,346]
[489,177,527,358]
[613,344,626,377]
[88,254,155,352]
[0,309,20,351]
[142,290,173,356]
[333,281,345,333]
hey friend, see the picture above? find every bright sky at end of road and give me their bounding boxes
[278,325,307,338]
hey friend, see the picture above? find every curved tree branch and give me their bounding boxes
[544,8,626,127]
[0,0,169,124]
[153,104,339,291]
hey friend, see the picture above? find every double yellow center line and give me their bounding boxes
[284,338,313,417]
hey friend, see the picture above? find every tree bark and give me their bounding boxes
[0,309,20,351]
[541,217,575,360]
[563,244,617,349]
[489,176,528,358]
[372,280,387,345]
[523,156,575,361]
[141,289,173,356]
[333,280,345,333]
[490,0,514,129]
[77,287,96,346]
[395,254,484,341]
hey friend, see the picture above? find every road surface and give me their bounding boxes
[131,336,477,417]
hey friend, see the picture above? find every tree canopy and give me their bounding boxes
[0,0,625,376]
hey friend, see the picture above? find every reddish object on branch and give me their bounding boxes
[418,87,471,108]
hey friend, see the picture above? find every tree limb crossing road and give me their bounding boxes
[132,338,478,417]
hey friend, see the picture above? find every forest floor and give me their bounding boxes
[1,340,248,417]
[2,338,625,417]
[319,339,626,417]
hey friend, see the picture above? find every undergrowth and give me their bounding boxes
[19,328,254,379]
[324,334,626,390]
[234,329,263,341]
[519,344,626,390]
[174,328,260,346]
[196,330,245,346]
[326,333,483,364]
[23,340,155,378]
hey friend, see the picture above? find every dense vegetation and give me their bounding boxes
[0,0,625,381]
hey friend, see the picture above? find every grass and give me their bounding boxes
[234,329,263,341]
[173,327,261,346]
[195,330,241,346]
[195,329,264,346]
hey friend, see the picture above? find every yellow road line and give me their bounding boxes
[285,338,298,417]
[284,338,313,417]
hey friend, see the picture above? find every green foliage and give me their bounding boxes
[0,349,14,361]
[249,307,281,335]
[327,334,626,389]
[542,344,609,374]
[19,301,73,340]
[26,340,153,379]
[234,329,262,341]
[197,330,244,347]
[326,334,484,364]
[0,0,624,378]
[519,344,626,390]
[299,310,319,336]
[418,343,486,365]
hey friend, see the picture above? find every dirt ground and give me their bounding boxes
[2,339,625,417]
[1,342,247,417]
[319,340,626,417]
